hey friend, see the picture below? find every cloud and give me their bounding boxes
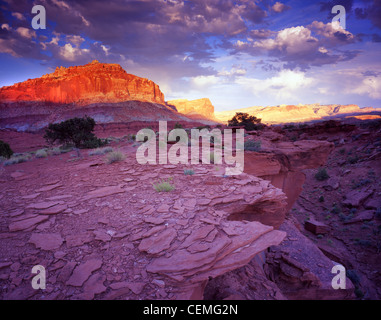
[236,70,314,100]
[16,27,36,39]
[232,21,358,70]
[271,2,290,13]
[11,12,25,21]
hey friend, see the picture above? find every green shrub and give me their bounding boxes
[347,155,359,164]
[89,147,113,156]
[318,195,325,203]
[0,140,13,159]
[35,149,48,158]
[3,154,30,166]
[174,122,183,129]
[244,140,262,152]
[184,169,195,175]
[315,168,330,181]
[44,116,107,149]
[331,203,342,214]
[228,112,263,131]
[105,150,125,164]
[153,178,175,192]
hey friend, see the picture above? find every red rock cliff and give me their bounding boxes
[0,60,165,105]
[167,98,215,120]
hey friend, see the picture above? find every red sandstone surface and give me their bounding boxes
[0,60,164,105]
[1,118,380,300]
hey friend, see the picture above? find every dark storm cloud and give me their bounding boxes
[0,0,274,77]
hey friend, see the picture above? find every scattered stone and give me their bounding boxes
[344,210,374,224]
[9,215,49,232]
[138,228,177,255]
[66,259,103,287]
[26,201,64,210]
[93,230,112,242]
[152,279,165,288]
[81,273,107,299]
[29,233,64,251]
[304,219,329,235]
[39,204,68,215]
[144,217,165,225]
[57,262,77,282]
[22,193,41,200]
[66,233,93,248]
[83,185,125,200]
[36,183,62,192]
[342,187,374,207]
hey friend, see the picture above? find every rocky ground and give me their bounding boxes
[0,119,380,300]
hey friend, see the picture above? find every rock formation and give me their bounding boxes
[167,98,215,120]
[0,60,164,105]
[215,104,379,124]
[0,61,195,131]
[243,139,334,214]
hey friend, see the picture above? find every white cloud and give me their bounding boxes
[271,2,290,13]
[16,27,36,39]
[11,12,25,20]
[236,70,314,100]
[352,76,381,99]
[191,75,219,87]
[59,43,89,61]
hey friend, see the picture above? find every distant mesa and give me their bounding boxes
[0,60,164,105]
[167,98,216,121]
[214,104,380,124]
[0,61,204,131]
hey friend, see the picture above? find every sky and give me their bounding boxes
[0,0,381,111]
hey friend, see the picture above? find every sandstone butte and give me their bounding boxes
[0,61,198,131]
[167,98,216,120]
[0,60,164,105]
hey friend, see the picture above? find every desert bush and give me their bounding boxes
[244,139,262,152]
[318,195,325,203]
[105,150,125,164]
[44,116,107,149]
[0,140,13,159]
[331,203,342,215]
[89,147,113,156]
[153,178,175,192]
[3,154,30,166]
[315,167,330,181]
[376,208,381,220]
[338,148,346,155]
[174,122,183,129]
[184,169,195,175]
[35,149,48,158]
[228,112,263,131]
[347,154,359,164]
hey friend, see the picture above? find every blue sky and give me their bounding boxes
[0,0,380,111]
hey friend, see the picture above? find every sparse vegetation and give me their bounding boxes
[228,112,263,131]
[347,154,359,164]
[105,150,125,164]
[153,177,175,192]
[174,122,183,129]
[244,139,262,152]
[315,167,330,181]
[35,149,48,158]
[338,148,346,155]
[0,140,13,159]
[3,154,30,166]
[184,169,195,175]
[89,147,113,156]
[318,195,325,203]
[44,116,107,149]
